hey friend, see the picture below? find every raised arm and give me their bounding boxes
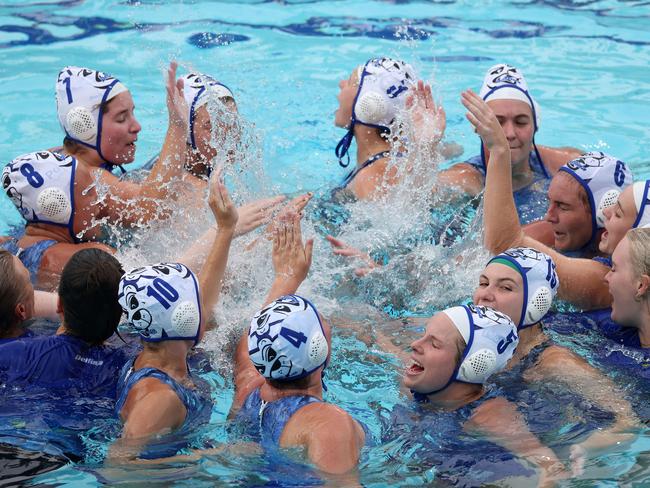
[100,62,189,226]
[463,89,611,310]
[231,213,314,410]
[196,167,238,339]
[404,82,486,198]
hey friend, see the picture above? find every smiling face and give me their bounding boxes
[605,236,642,327]
[334,68,359,128]
[473,262,525,326]
[544,172,593,251]
[404,313,464,394]
[600,186,637,255]
[486,99,534,167]
[99,91,141,164]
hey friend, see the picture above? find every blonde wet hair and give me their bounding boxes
[626,228,650,283]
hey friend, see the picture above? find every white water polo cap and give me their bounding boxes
[487,247,559,328]
[480,63,540,130]
[335,57,415,166]
[118,263,202,344]
[180,73,235,150]
[2,151,76,239]
[559,152,632,241]
[632,180,650,229]
[248,294,328,381]
[56,66,128,158]
[444,305,518,386]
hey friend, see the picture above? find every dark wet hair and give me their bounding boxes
[58,248,124,345]
[268,375,313,390]
[0,249,23,336]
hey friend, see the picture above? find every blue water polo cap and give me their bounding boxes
[2,151,77,241]
[487,247,559,328]
[335,57,415,167]
[180,72,235,150]
[248,295,328,381]
[118,263,202,344]
[632,180,650,229]
[559,152,632,243]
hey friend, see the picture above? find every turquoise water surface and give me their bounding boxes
[1,0,650,486]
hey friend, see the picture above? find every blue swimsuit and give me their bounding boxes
[115,358,211,458]
[1,236,57,284]
[461,149,551,224]
[238,387,322,448]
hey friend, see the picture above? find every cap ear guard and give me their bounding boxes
[37,187,72,222]
[526,286,552,324]
[596,189,621,227]
[65,106,97,143]
[459,348,498,383]
[307,331,328,368]
[171,300,201,337]
[355,91,389,126]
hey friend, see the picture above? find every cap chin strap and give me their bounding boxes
[335,128,354,168]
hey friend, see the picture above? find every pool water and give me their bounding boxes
[1,0,650,486]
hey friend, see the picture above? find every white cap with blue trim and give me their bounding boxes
[180,73,235,150]
[479,63,541,131]
[248,295,328,381]
[559,152,632,242]
[443,304,519,385]
[335,57,415,166]
[118,263,202,344]
[2,151,76,239]
[487,247,559,328]
[480,63,540,130]
[56,66,128,158]
[413,304,518,400]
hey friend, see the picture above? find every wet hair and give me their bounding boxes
[453,336,466,367]
[0,250,23,336]
[626,228,650,283]
[268,375,313,390]
[58,248,124,345]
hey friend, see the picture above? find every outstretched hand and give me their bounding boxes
[461,89,507,153]
[235,195,286,237]
[265,192,313,237]
[166,61,189,129]
[272,213,314,286]
[208,166,238,231]
[406,80,446,148]
[326,235,379,277]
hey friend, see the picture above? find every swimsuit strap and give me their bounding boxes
[115,359,194,416]
[339,150,391,189]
